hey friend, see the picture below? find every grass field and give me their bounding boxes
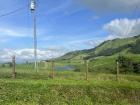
[0,65,140,105]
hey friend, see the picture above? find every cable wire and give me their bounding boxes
[0,4,28,18]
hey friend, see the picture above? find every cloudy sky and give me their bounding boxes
[0,0,140,61]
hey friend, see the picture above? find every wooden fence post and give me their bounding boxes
[51,61,55,79]
[116,61,119,81]
[85,60,89,80]
[12,55,16,78]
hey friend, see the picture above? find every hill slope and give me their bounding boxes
[57,35,140,60]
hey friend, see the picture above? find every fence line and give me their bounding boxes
[0,56,121,81]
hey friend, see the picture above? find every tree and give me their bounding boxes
[116,55,140,74]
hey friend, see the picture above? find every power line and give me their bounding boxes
[0,4,28,18]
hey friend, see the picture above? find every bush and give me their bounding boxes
[117,56,140,74]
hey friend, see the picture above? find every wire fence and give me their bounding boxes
[0,55,124,81]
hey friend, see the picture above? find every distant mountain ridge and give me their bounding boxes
[57,35,140,60]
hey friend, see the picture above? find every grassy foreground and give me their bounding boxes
[0,69,140,105]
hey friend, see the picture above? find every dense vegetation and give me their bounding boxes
[117,56,140,73]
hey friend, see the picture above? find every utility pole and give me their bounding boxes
[30,0,38,72]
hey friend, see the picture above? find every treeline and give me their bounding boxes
[117,56,140,74]
[0,62,13,68]
[74,56,140,74]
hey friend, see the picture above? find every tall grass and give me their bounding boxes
[0,65,140,105]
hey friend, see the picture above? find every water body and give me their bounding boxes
[55,65,75,71]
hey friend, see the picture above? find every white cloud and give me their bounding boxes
[78,0,140,13]
[0,25,51,44]
[0,26,33,44]
[0,48,68,63]
[0,27,32,38]
[84,39,103,46]
[104,18,140,38]
[106,35,117,40]
[68,38,104,48]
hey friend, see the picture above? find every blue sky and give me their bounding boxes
[0,0,140,60]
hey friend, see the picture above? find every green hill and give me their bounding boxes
[55,35,140,74]
[57,35,140,61]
